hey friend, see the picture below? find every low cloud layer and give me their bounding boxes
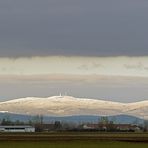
[0,56,148,102]
[0,56,148,77]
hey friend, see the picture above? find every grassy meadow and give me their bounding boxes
[0,132,148,148]
[0,141,148,148]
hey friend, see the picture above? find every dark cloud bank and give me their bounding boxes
[0,0,148,57]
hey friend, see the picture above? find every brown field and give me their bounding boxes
[0,132,147,148]
[0,132,148,142]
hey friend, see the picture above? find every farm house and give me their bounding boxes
[0,125,35,132]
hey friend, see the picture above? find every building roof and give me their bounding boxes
[0,125,34,128]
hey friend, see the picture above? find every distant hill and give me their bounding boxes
[0,113,144,124]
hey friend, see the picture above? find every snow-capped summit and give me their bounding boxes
[0,96,148,119]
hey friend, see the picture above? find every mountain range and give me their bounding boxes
[0,96,147,120]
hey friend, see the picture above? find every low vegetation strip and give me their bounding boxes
[0,141,148,148]
[0,133,148,142]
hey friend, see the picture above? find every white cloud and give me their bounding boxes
[0,56,148,77]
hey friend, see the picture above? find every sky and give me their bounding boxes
[0,0,148,102]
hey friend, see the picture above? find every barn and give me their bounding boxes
[0,125,35,132]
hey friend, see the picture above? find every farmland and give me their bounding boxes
[0,132,148,148]
[0,141,148,148]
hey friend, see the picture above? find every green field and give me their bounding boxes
[0,132,148,148]
[0,141,148,148]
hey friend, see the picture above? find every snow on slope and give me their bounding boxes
[0,96,147,119]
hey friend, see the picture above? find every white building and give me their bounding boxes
[0,125,35,132]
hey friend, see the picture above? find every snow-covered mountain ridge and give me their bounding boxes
[0,96,147,119]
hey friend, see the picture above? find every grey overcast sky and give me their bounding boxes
[0,0,148,57]
[0,0,148,102]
